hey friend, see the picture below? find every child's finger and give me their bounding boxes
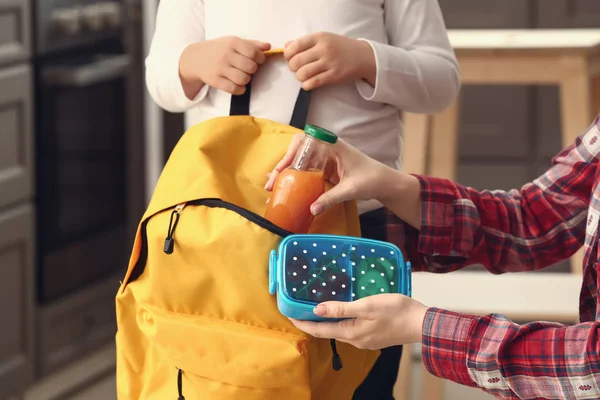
[216,76,245,95]
[249,40,272,51]
[229,53,258,74]
[236,40,268,64]
[284,35,317,60]
[302,70,334,91]
[288,50,320,73]
[296,60,326,84]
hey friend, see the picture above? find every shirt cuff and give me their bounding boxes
[421,308,477,386]
[354,39,382,102]
[413,174,472,263]
[383,174,470,272]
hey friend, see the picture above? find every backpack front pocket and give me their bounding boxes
[137,304,311,399]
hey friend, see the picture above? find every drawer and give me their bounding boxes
[536,0,600,28]
[39,275,119,376]
[457,162,529,191]
[459,86,533,158]
[439,0,533,29]
[0,204,35,398]
[0,64,34,209]
[0,0,31,65]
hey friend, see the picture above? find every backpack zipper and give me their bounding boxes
[163,199,290,254]
[330,339,343,371]
[163,203,186,254]
[176,368,185,400]
[189,199,291,237]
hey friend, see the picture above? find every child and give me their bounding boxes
[145,0,460,398]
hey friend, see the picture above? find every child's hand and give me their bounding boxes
[284,32,375,91]
[179,36,271,96]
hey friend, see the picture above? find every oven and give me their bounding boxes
[30,0,146,374]
[33,0,145,304]
[35,43,131,303]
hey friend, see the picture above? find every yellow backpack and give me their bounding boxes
[115,57,379,400]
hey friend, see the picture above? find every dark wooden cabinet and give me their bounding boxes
[0,65,34,210]
[458,86,534,159]
[0,205,35,399]
[457,163,530,192]
[438,0,534,29]
[536,0,600,28]
[0,0,31,66]
[38,276,119,376]
[438,0,585,274]
[438,0,537,192]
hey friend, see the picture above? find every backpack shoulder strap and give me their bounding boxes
[229,82,311,130]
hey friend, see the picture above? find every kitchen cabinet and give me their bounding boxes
[0,0,31,66]
[0,205,35,399]
[438,0,533,29]
[0,1,36,398]
[536,0,600,28]
[0,64,34,210]
[534,0,600,161]
[438,0,537,182]
[437,1,580,274]
[458,86,534,159]
[38,275,119,376]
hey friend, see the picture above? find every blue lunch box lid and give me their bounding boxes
[269,234,412,321]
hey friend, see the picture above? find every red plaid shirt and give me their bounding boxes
[387,114,600,399]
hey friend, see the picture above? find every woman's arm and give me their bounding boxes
[422,308,600,399]
[355,0,461,113]
[379,118,600,273]
[145,0,207,112]
[296,296,600,399]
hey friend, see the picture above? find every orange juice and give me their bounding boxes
[265,168,325,233]
[265,124,337,232]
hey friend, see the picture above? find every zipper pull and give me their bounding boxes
[176,368,185,400]
[164,203,186,255]
[330,339,343,371]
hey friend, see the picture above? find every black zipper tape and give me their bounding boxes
[126,199,290,285]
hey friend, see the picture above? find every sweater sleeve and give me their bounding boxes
[355,0,460,114]
[145,0,209,113]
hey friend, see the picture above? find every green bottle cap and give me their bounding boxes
[304,124,338,144]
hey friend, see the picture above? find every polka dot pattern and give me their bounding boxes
[283,239,401,302]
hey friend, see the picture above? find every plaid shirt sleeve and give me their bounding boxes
[401,119,598,274]
[392,116,600,398]
[421,309,600,399]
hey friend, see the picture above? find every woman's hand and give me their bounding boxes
[290,294,429,350]
[265,135,394,214]
[179,36,271,98]
[284,32,376,91]
[265,135,422,228]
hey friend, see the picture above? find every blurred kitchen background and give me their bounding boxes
[0,1,599,399]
